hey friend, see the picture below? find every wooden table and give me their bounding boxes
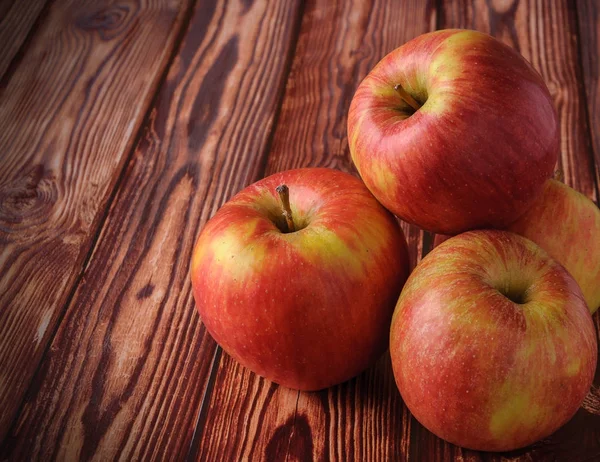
[1,0,599,460]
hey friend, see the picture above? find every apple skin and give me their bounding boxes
[191,168,410,391]
[348,29,558,234]
[434,179,600,313]
[390,230,597,452]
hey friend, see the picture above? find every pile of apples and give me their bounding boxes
[191,30,600,452]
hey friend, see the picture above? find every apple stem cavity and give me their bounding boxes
[276,184,296,233]
[394,84,422,112]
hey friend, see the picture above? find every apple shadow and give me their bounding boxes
[308,348,600,461]
[493,406,600,461]
[296,350,414,458]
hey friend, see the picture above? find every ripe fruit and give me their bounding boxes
[191,168,410,390]
[434,179,600,313]
[348,29,558,234]
[390,230,597,451]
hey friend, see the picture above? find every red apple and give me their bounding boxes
[191,168,410,391]
[348,29,558,234]
[434,179,600,313]
[390,230,597,452]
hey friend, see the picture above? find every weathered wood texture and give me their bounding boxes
[0,0,48,80]
[0,0,303,459]
[1,0,599,460]
[578,0,600,191]
[193,1,438,461]
[0,0,191,445]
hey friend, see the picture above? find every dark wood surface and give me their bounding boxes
[0,0,193,447]
[0,0,48,80]
[0,0,598,460]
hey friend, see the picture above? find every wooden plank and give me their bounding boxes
[0,0,303,459]
[410,1,600,460]
[578,0,600,193]
[0,0,192,445]
[193,1,437,460]
[0,0,49,80]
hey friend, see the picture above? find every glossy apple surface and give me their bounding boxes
[348,29,558,234]
[191,168,410,391]
[434,179,600,313]
[390,230,597,451]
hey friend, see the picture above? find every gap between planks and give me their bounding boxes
[0,0,53,87]
[573,1,600,204]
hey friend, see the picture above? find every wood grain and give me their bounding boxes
[578,0,600,193]
[2,0,598,460]
[0,0,191,445]
[193,1,438,460]
[0,0,49,81]
[0,0,303,459]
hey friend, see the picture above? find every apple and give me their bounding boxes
[507,179,600,313]
[191,168,410,391]
[390,230,597,452]
[434,179,600,313]
[348,29,558,234]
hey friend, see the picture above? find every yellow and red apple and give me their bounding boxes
[390,230,597,451]
[508,179,600,313]
[434,179,600,313]
[191,168,410,391]
[348,29,558,234]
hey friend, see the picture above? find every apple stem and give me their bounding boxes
[276,184,296,233]
[554,169,564,182]
[394,84,422,111]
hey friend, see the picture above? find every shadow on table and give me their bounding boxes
[343,351,600,461]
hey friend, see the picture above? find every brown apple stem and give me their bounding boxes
[394,84,422,111]
[276,184,295,233]
[554,169,564,182]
